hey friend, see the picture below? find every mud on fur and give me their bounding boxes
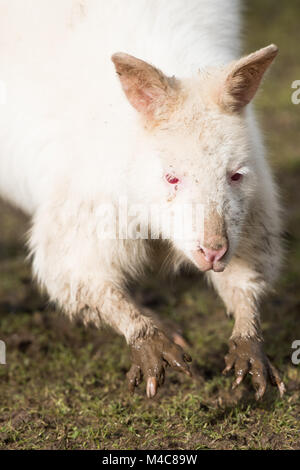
[0,0,285,400]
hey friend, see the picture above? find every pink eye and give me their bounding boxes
[231,172,243,182]
[165,173,180,185]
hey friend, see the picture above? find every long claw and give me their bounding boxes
[146,377,158,398]
[162,350,192,376]
[254,381,267,401]
[172,333,189,350]
[223,352,235,375]
[267,360,286,397]
[223,362,233,375]
[232,358,249,389]
[232,375,244,390]
[251,366,267,400]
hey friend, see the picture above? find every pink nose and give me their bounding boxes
[199,245,228,263]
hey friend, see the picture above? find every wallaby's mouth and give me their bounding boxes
[211,263,226,273]
[191,249,227,273]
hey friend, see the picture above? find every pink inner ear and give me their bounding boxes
[129,87,159,114]
[112,52,178,118]
[221,44,278,112]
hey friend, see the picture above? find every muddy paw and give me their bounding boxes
[127,329,192,398]
[223,336,285,400]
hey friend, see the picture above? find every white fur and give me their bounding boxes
[0,1,282,343]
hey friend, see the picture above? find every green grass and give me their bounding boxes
[0,0,299,450]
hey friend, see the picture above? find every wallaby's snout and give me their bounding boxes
[192,238,228,272]
[191,205,228,272]
[201,242,228,264]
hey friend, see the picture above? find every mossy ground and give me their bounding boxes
[0,0,299,450]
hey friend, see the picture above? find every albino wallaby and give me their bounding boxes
[0,0,285,400]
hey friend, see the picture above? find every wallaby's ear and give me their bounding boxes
[111,52,178,118]
[220,44,278,112]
